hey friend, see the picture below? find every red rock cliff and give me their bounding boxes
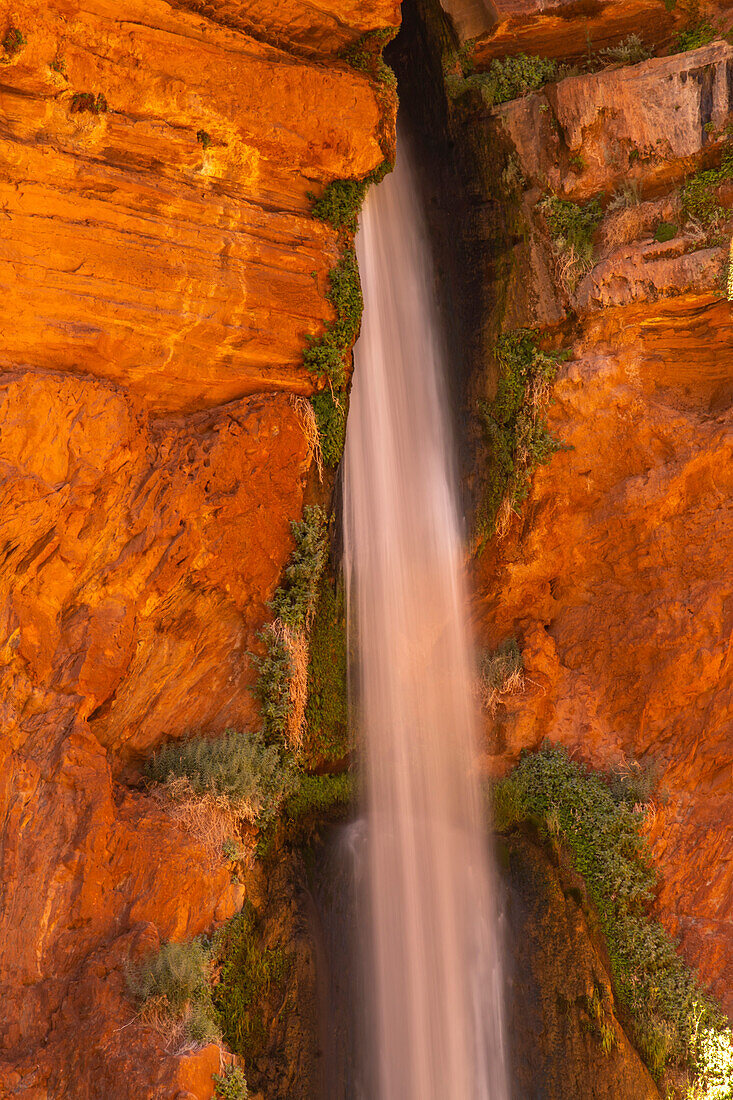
[0,0,398,1095]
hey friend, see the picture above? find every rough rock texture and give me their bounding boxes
[495,40,733,202]
[504,833,661,1099]
[0,0,388,412]
[0,0,399,1095]
[467,38,733,1017]
[476,305,733,1013]
[440,0,731,62]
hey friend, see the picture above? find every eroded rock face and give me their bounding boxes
[475,302,733,1012]
[0,0,399,1094]
[0,0,388,412]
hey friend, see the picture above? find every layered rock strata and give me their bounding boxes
[0,0,398,1095]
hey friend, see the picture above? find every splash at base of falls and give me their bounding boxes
[343,134,510,1100]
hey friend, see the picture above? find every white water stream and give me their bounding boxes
[343,138,510,1100]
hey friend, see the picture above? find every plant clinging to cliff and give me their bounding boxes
[145,729,294,825]
[2,26,26,58]
[70,91,108,115]
[252,506,329,746]
[211,902,290,1066]
[339,27,397,89]
[127,939,220,1047]
[447,52,561,105]
[538,193,602,290]
[477,638,524,715]
[213,1065,249,1100]
[681,148,733,226]
[303,578,349,765]
[303,249,363,392]
[477,329,566,544]
[598,34,651,65]
[197,129,211,150]
[492,747,733,1094]
[310,391,347,470]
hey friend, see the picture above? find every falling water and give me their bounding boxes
[343,137,510,1099]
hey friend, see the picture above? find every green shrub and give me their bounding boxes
[449,53,560,106]
[213,1065,249,1100]
[70,91,108,114]
[676,21,718,52]
[2,27,26,57]
[655,221,678,242]
[251,624,292,743]
[681,149,733,225]
[270,506,328,632]
[145,729,293,823]
[127,939,220,1044]
[477,330,566,542]
[211,903,290,1065]
[340,28,397,88]
[304,249,363,390]
[310,160,392,234]
[311,392,347,468]
[538,193,602,286]
[304,579,349,764]
[252,505,328,742]
[197,129,211,149]
[598,34,651,65]
[492,747,732,1089]
[50,56,67,75]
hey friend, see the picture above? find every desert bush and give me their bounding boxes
[681,149,733,226]
[213,1064,249,1099]
[492,746,733,1092]
[145,729,293,824]
[127,939,219,1047]
[538,193,602,290]
[598,34,651,65]
[448,53,560,105]
[477,329,567,543]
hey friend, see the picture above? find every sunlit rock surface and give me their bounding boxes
[0,0,399,1094]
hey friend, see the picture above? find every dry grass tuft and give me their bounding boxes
[273,619,309,750]
[290,395,323,482]
[477,639,525,715]
[151,779,248,866]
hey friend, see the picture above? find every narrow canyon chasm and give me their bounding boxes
[0,0,732,1098]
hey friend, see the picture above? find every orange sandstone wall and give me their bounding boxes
[445,7,733,1017]
[0,0,398,1095]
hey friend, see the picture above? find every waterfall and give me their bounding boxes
[343,137,510,1099]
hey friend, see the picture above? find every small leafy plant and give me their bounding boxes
[70,91,108,115]
[448,52,561,106]
[655,221,678,242]
[145,729,294,824]
[214,1065,249,1100]
[197,129,211,150]
[477,330,567,543]
[538,193,602,290]
[252,506,329,745]
[598,34,651,65]
[339,28,397,89]
[303,248,363,391]
[681,148,733,225]
[211,903,290,1065]
[2,26,26,58]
